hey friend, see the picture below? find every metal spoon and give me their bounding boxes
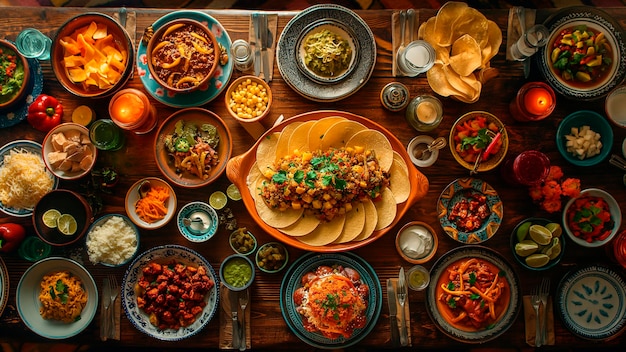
[183,217,206,232]
[396,10,406,72]
[413,137,447,160]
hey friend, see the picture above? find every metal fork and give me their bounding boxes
[530,285,541,347]
[397,274,408,346]
[238,289,249,351]
[108,275,119,339]
[539,277,550,346]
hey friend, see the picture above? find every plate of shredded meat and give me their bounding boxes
[437,177,503,244]
[122,245,219,341]
[280,252,382,349]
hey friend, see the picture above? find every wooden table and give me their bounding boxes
[1,6,625,351]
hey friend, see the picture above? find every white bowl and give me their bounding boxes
[42,123,96,180]
[125,177,177,230]
[562,188,622,248]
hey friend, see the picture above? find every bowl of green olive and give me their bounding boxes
[255,242,289,274]
[229,227,257,256]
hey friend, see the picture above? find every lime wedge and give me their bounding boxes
[545,222,562,238]
[529,224,552,246]
[543,237,562,260]
[209,191,227,210]
[525,253,550,268]
[516,221,531,242]
[57,214,78,236]
[226,184,242,201]
[515,240,539,257]
[42,209,61,229]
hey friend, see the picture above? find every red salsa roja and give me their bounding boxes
[549,24,613,88]
[150,21,217,91]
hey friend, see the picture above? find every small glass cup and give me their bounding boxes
[109,88,157,135]
[501,150,550,186]
[510,82,556,122]
[18,236,52,262]
[231,39,254,72]
[15,28,52,60]
[406,95,443,132]
[609,230,626,269]
[89,119,125,151]
[509,24,549,61]
[605,85,626,128]
[406,265,430,291]
[397,40,435,77]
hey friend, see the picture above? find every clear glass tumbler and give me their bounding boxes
[15,28,52,60]
[509,24,549,61]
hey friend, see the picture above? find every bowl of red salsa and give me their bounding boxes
[537,7,626,101]
[562,188,621,248]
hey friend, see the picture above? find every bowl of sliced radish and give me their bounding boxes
[556,110,613,167]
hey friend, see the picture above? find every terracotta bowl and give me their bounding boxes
[224,75,272,125]
[146,18,218,93]
[51,12,134,98]
[226,110,429,253]
[32,189,93,247]
[0,39,31,111]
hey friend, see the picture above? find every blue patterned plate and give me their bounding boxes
[0,58,43,128]
[121,245,219,341]
[176,201,219,243]
[136,10,233,108]
[437,177,503,244]
[0,140,58,217]
[557,264,626,340]
[279,252,382,349]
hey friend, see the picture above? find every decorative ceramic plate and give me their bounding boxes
[537,6,626,100]
[0,257,8,318]
[280,252,382,349]
[276,4,376,102]
[136,10,233,108]
[154,108,232,188]
[122,245,219,341]
[557,264,626,340]
[425,246,521,343]
[0,140,58,217]
[176,201,219,242]
[0,58,43,128]
[16,257,98,339]
[437,178,503,244]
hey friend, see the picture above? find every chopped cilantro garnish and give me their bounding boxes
[447,298,456,308]
[468,272,477,285]
[470,293,480,300]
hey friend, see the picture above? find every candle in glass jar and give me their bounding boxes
[509,82,556,122]
[109,88,157,134]
[524,87,553,116]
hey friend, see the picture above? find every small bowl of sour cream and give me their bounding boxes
[177,201,219,243]
[396,221,438,264]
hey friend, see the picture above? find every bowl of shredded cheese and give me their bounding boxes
[85,214,140,267]
[0,140,58,217]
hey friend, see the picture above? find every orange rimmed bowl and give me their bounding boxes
[226,110,429,253]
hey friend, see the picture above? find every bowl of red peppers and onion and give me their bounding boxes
[562,188,621,247]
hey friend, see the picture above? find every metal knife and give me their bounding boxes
[230,289,240,349]
[517,7,531,79]
[252,13,261,77]
[386,279,400,346]
[260,14,270,82]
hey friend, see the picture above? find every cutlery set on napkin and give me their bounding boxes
[219,284,251,350]
[387,268,411,347]
[100,275,120,341]
[523,277,554,346]
[391,9,418,77]
[250,13,276,83]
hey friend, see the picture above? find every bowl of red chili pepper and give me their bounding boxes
[449,111,508,173]
[562,188,621,248]
[0,39,31,111]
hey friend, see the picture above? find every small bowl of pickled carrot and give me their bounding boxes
[125,177,177,230]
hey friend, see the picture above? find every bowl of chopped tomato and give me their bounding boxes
[562,188,621,247]
[449,111,508,173]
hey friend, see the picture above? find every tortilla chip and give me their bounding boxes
[482,20,502,67]
[333,203,366,244]
[279,211,321,237]
[449,34,482,76]
[374,187,396,231]
[297,213,346,246]
[346,129,393,172]
[352,198,378,241]
[319,120,367,150]
[427,63,462,97]
[452,8,489,48]
[434,1,469,46]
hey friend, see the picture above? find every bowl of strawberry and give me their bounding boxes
[562,188,621,247]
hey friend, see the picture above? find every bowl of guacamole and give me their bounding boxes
[0,39,30,111]
[220,254,255,291]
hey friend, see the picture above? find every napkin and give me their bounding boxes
[523,295,555,346]
[248,13,277,81]
[391,10,420,77]
[388,278,412,346]
[219,283,251,350]
[506,7,537,61]
[111,294,121,340]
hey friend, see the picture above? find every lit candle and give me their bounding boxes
[108,88,157,134]
[524,87,553,116]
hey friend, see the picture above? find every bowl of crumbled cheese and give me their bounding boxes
[86,214,140,267]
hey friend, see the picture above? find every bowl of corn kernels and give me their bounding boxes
[224,75,272,131]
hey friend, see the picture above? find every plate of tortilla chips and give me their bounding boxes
[226,111,429,252]
[418,1,502,103]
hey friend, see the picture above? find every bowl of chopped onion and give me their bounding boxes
[556,110,613,167]
[125,177,177,230]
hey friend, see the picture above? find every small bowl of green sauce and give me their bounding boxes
[220,254,255,291]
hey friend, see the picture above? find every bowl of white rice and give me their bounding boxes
[86,214,140,267]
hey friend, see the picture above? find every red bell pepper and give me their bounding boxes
[0,223,26,253]
[27,94,63,132]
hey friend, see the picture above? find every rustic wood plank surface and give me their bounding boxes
[0,6,625,350]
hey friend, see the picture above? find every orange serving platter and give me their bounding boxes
[226,110,429,253]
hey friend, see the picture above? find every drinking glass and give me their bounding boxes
[501,150,550,186]
[18,236,51,262]
[89,119,125,151]
[405,95,443,132]
[15,28,52,60]
[397,40,435,77]
[509,24,549,61]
